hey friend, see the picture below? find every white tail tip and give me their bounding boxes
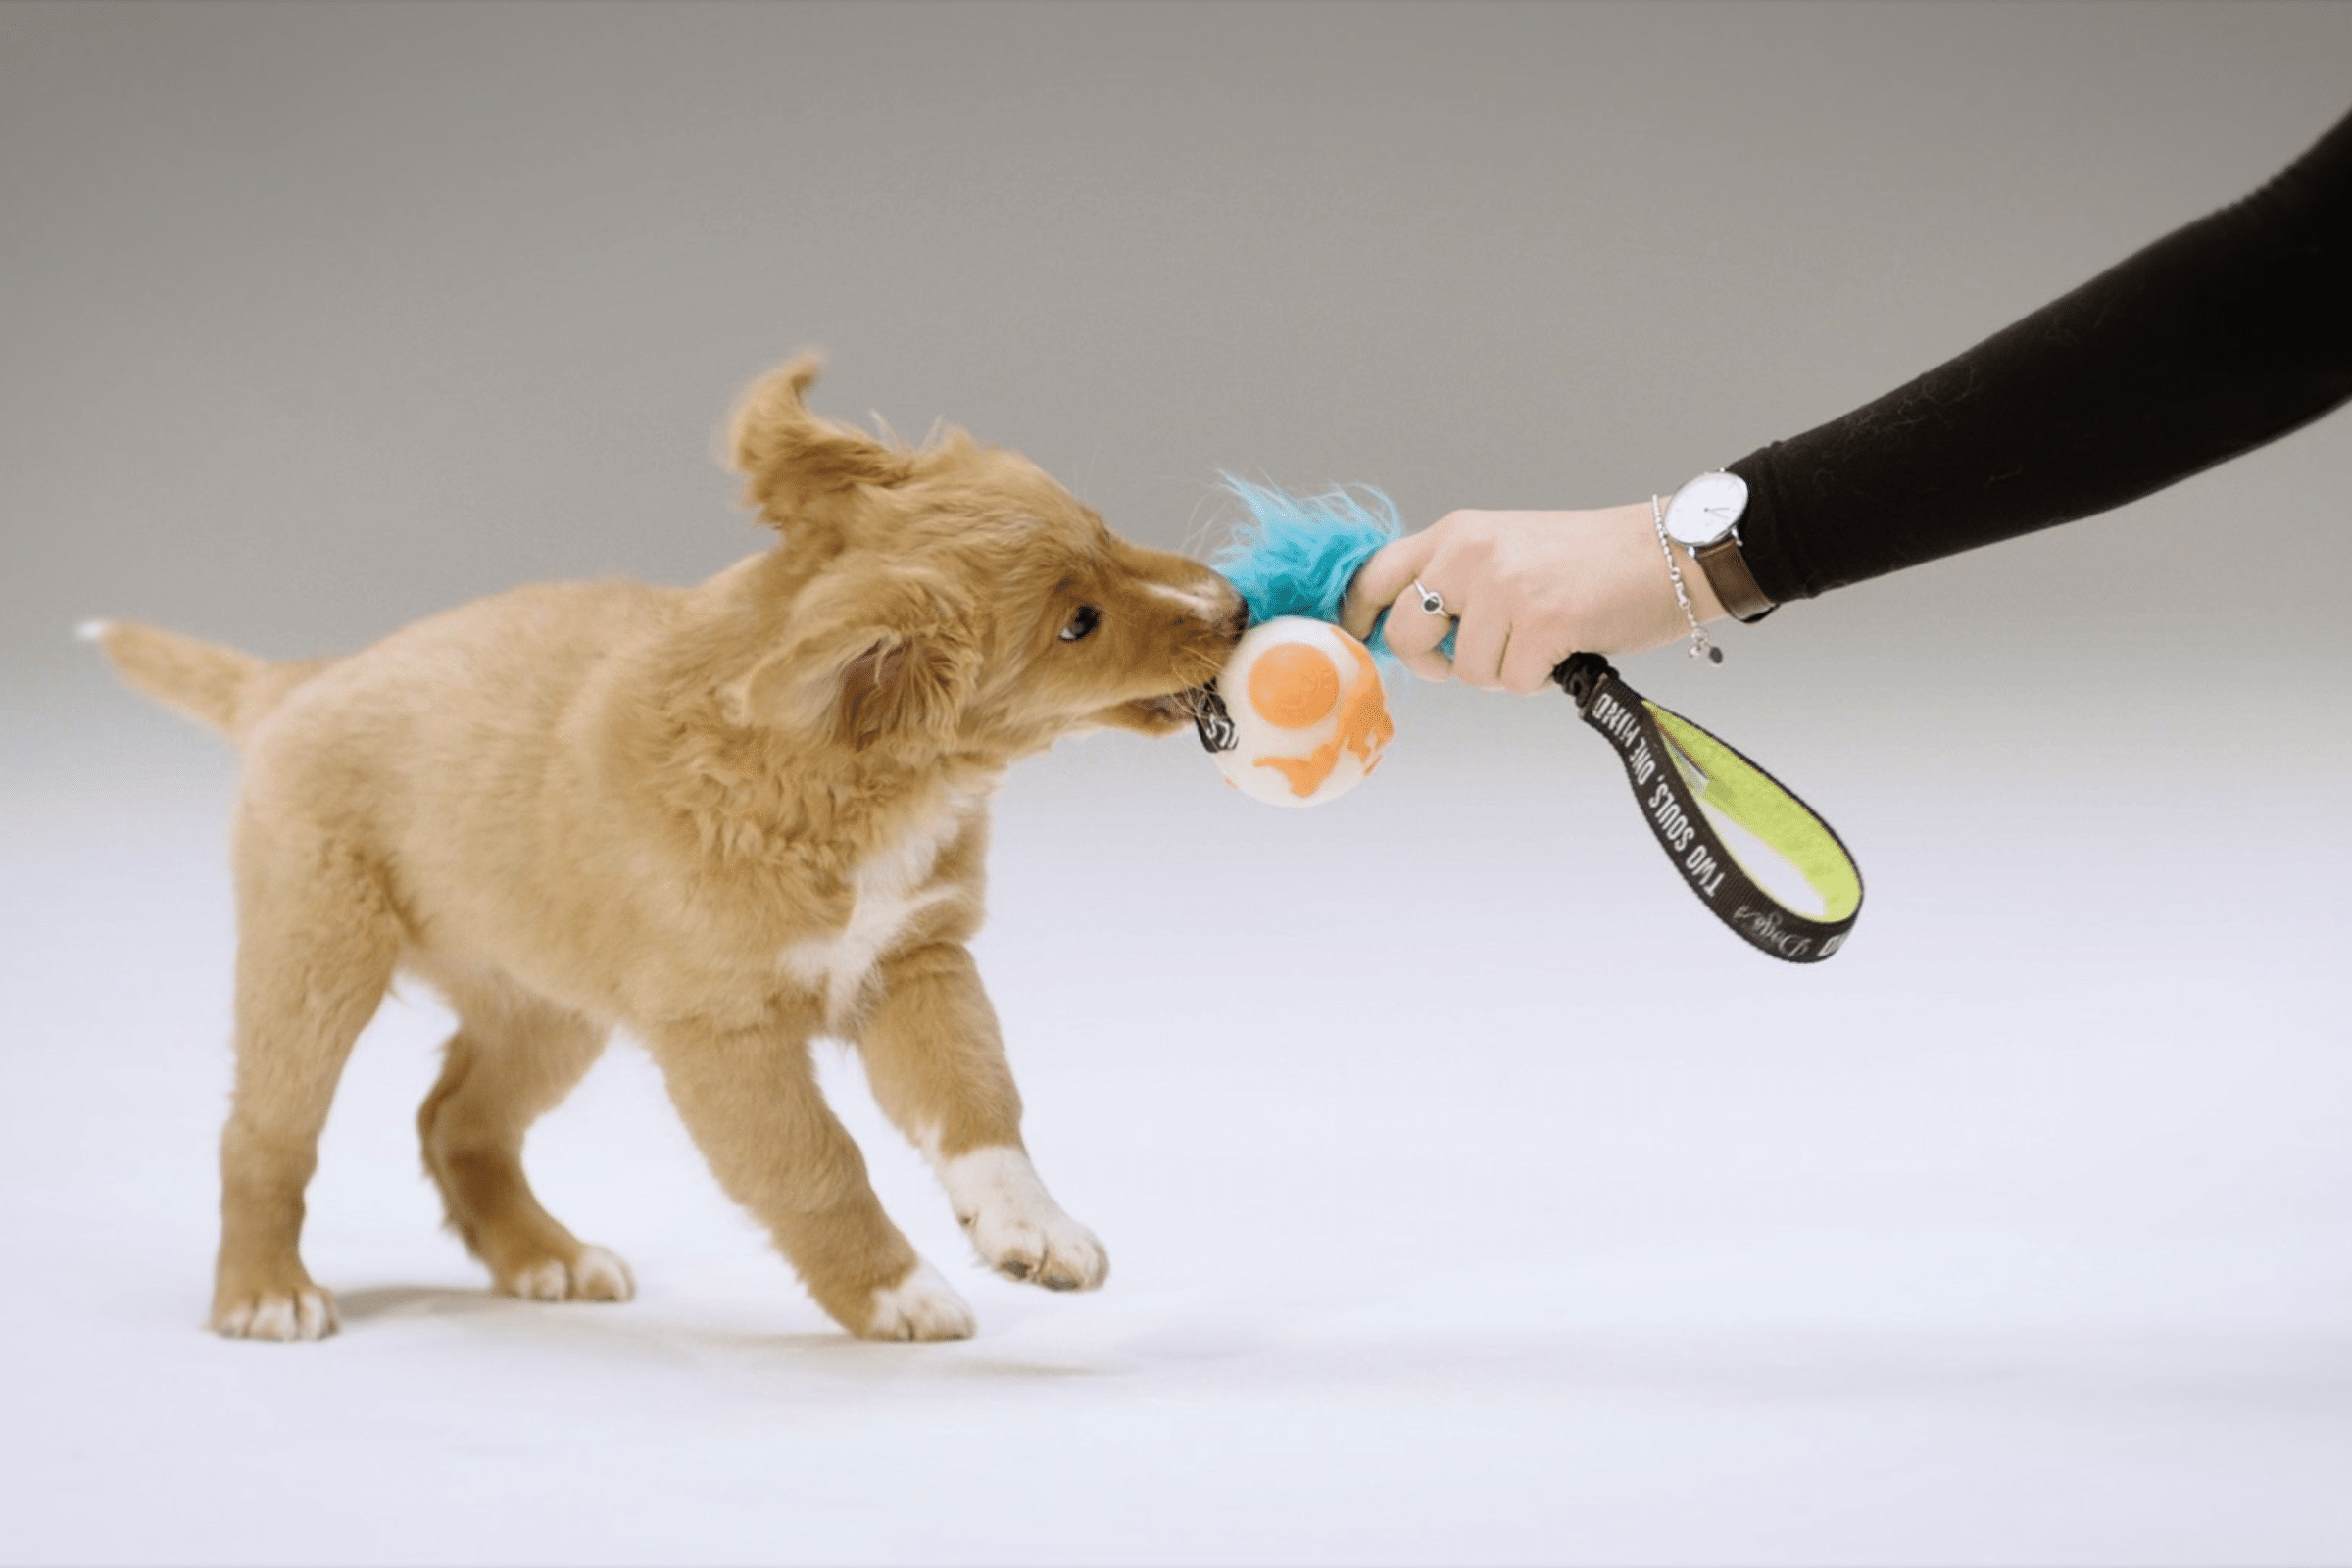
[75,618,115,645]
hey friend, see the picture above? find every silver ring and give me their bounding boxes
[1411,578,1448,617]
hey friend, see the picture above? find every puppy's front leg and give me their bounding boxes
[857,944,1108,1293]
[647,1015,974,1340]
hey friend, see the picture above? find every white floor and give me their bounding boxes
[6,681,2350,1567]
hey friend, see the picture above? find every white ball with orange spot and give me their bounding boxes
[1207,616,1394,807]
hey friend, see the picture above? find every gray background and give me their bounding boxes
[6,5,2351,1565]
[8,0,2350,704]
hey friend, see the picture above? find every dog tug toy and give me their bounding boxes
[1189,481,1403,808]
[1196,616,1392,807]
[1201,476,1865,964]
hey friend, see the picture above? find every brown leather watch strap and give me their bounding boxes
[1692,535,1777,623]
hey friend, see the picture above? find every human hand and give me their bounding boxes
[1338,504,1726,691]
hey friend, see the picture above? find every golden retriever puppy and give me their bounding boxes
[91,357,1246,1343]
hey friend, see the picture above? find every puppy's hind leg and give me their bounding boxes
[214,821,401,1342]
[416,971,631,1303]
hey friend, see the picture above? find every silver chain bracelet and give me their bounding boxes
[1652,494,1722,665]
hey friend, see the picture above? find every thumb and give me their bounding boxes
[1340,532,1436,645]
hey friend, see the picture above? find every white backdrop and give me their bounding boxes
[5,4,2349,1564]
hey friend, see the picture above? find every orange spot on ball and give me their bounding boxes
[1251,638,1395,799]
[1247,642,1342,729]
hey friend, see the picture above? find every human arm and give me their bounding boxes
[1344,106,2352,683]
[1736,105,2352,602]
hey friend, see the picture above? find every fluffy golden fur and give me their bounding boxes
[94,357,1246,1342]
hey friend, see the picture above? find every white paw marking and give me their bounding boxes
[501,1246,636,1302]
[571,1244,635,1301]
[939,1145,1108,1292]
[74,618,115,645]
[512,1259,571,1301]
[865,1259,975,1341]
[217,1287,338,1342]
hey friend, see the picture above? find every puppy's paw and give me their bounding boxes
[214,1282,339,1342]
[499,1244,637,1303]
[497,1244,636,1303]
[863,1259,976,1342]
[966,1205,1108,1292]
[944,1147,1110,1293]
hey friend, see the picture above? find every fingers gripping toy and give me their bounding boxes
[1201,475,1867,962]
[1197,479,1410,807]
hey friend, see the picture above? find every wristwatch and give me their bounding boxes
[1662,470,1776,623]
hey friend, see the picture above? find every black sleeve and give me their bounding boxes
[1727,106,2352,605]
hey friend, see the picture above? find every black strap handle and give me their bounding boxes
[1553,654,1863,963]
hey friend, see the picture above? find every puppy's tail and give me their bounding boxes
[80,619,329,744]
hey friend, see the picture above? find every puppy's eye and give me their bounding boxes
[1058,606,1102,644]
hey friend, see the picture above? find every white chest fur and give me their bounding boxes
[777,790,979,1027]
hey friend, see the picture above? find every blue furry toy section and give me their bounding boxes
[1210,476,1417,661]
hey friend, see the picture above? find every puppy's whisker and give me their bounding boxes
[1179,490,1230,562]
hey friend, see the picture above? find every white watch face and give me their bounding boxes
[1664,471,1749,548]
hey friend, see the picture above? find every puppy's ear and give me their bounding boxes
[726,354,914,538]
[831,631,982,751]
[724,572,981,750]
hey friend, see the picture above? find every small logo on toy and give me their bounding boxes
[1192,681,1239,753]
